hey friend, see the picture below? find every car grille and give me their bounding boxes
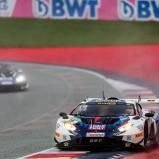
[0,72,14,77]
[81,117,119,124]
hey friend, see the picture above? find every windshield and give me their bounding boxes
[71,103,135,117]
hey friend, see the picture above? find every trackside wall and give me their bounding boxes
[1,0,159,21]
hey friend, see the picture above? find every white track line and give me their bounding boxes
[17,147,57,159]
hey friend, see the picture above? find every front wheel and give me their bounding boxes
[144,123,149,147]
[20,83,29,91]
[56,145,72,151]
[55,140,72,151]
[155,124,159,146]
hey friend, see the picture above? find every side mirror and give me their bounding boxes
[145,112,154,118]
[59,112,68,119]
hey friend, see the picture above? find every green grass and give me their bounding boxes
[0,18,159,47]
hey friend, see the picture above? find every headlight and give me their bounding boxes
[64,122,76,132]
[118,123,132,133]
[16,75,26,83]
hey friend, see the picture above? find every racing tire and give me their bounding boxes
[149,125,155,141]
[56,145,72,151]
[55,139,72,151]
[144,123,149,147]
[20,84,29,91]
[20,87,27,91]
[155,124,159,146]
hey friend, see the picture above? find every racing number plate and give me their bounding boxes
[89,138,103,143]
[1,81,13,85]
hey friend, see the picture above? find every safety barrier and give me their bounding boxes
[0,0,159,21]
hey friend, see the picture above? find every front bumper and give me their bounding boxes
[0,82,29,91]
[55,136,126,149]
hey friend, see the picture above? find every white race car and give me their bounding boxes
[0,63,29,91]
[54,97,159,149]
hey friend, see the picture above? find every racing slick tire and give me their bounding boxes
[20,86,27,91]
[56,144,72,151]
[20,83,29,91]
[144,122,149,147]
[155,124,159,146]
[54,138,72,150]
[56,146,72,151]
[149,124,155,141]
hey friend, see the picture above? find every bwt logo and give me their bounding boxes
[33,0,100,19]
[118,0,159,21]
[0,0,8,10]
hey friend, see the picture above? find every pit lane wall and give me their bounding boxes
[1,0,159,21]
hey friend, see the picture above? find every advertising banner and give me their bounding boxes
[0,0,159,21]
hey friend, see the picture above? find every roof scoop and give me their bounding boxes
[107,97,119,100]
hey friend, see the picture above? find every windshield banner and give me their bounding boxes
[0,0,159,21]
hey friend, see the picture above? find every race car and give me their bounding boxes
[54,97,159,149]
[0,63,29,91]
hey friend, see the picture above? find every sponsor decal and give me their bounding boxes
[89,124,106,130]
[86,132,105,137]
[97,102,116,105]
[33,0,100,19]
[94,117,102,123]
[1,81,13,85]
[0,78,13,85]
[89,138,103,143]
[137,125,144,131]
[56,123,60,129]
[134,132,144,138]
[0,0,8,10]
[0,77,13,81]
[127,135,131,141]
[55,131,60,138]
[0,0,16,17]
[63,135,67,140]
[118,0,134,20]
[118,0,159,21]
[114,132,121,136]
[64,142,69,147]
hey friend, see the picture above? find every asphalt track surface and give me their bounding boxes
[0,62,122,159]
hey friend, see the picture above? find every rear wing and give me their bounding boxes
[125,99,159,104]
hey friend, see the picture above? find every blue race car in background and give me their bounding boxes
[0,63,29,91]
[54,97,159,149]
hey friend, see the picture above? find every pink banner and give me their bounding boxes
[0,0,159,21]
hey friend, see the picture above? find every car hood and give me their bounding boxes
[71,115,129,137]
